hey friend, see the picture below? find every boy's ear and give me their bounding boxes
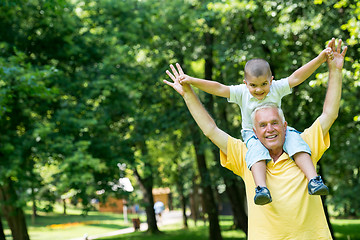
[269,76,274,84]
[243,79,247,84]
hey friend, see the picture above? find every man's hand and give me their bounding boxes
[318,38,348,136]
[163,63,190,96]
[327,38,348,71]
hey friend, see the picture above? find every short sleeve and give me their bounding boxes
[271,78,292,98]
[301,120,330,164]
[228,84,245,104]
[220,136,248,177]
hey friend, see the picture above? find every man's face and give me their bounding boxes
[244,75,272,100]
[253,107,287,154]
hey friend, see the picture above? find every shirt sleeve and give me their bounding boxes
[301,119,330,165]
[220,136,247,177]
[272,78,292,98]
[228,84,245,104]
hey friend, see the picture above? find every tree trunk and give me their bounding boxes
[0,180,30,240]
[191,126,223,240]
[0,216,6,240]
[134,167,159,233]
[189,179,200,226]
[63,199,67,215]
[176,180,188,228]
[31,186,37,224]
[133,140,160,234]
[203,28,248,235]
[318,163,335,239]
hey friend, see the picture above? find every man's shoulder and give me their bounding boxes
[300,120,330,163]
[220,136,247,177]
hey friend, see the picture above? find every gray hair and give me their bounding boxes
[251,102,285,128]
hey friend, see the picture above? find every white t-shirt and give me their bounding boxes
[228,78,292,130]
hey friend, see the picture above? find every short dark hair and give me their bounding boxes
[244,58,272,80]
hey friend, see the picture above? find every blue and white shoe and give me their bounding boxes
[308,176,329,195]
[254,186,272,205]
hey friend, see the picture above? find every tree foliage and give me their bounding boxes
[0,0,359,238]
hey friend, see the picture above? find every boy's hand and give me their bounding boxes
[319,47,334,63]
[179,74,192,84]
[327,38,348,71]
[163,63,191,96]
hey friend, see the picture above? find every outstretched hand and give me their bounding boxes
[163,63,190,96]
[327,38,348,71]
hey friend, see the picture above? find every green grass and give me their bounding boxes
[96,217,360,240]
[98,217,247,240]
[3,202,138,240]
[2,203,360,240]
[332,218,360,240]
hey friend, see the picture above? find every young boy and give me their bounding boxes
[174,45,334,205]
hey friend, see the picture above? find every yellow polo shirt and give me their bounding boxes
[220,120,332,240]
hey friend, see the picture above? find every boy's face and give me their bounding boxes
[244,75,273,100]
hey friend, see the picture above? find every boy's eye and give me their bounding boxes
[262,82,268,86]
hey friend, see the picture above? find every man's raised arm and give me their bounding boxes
[163,63,229,154]
[318,38,348,135]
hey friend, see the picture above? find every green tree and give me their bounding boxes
[0,48,58,240]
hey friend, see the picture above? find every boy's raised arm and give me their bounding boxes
[164,63,229,154]
[288,38,335,89]
[169,63,230,98]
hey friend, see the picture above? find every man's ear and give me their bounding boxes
[284,121,288,129]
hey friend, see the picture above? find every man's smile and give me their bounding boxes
[265,134,278,139]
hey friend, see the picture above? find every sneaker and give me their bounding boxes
[254,186,272,205]
[308,176,329,195]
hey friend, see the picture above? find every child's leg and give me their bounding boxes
[250,160,267,187]
[244,134,272,205]
[251,160,272,205]
[284,127,329,195]
[293,152,317,181]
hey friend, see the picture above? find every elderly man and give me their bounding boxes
[164,39,347,239]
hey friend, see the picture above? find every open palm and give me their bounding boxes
[327,38,348,70]
[163,63,190,96]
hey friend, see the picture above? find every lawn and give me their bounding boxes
[96,217,360,240]
[3,202,137,240]
[2,203,360,240]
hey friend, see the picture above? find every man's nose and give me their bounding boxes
[266,123,274,132]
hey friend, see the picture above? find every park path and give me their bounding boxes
[68,210,183,240]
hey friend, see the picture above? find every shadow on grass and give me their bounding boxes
[87,223,129,230]
[97,226,246,240]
